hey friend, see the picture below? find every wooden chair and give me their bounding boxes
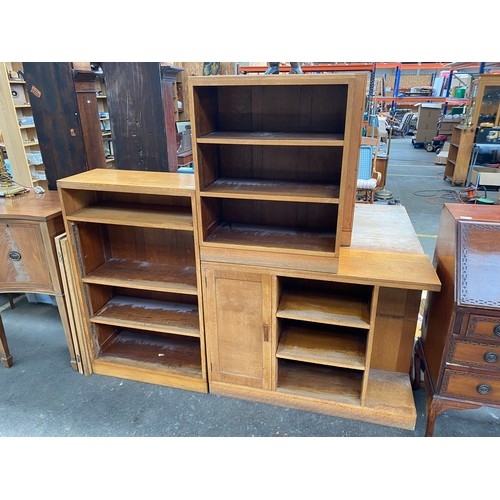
[389,112,413,138]
[356,137,382,204]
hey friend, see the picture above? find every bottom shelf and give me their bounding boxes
[277,359,362,406]
[97,327,202,378]
[210,369,417,429]
[206,223,336,254]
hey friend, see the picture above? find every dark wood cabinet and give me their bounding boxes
[412,203,500,436]
[22,63,106,190]
[102,62,180,172]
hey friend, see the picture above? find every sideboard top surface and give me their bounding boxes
[444,203,500,223]
[339,204,441,292]
[0,190,61,221]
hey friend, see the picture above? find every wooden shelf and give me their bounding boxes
[97,95,107,99]
[9,79,26,84]
[277,288,371,329]
[201,178,340,204]
[197,131,344,147]
[102,132,112,137]
[277,359,362,405]
[447,159,456,166]
[19,125,35,130]
[206,223,336,254]
[98,328,202,376]
[66,201,193,230]
[23,141,39,148]
[277,324,366,370]
[83,259,198,295]
[15,104,31,108]
[90,296,200,337]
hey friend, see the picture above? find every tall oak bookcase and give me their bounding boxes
[189,74,440,429]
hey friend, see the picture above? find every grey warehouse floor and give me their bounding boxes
[1,138,499,441]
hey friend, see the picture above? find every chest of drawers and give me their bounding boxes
[412,204,500,436]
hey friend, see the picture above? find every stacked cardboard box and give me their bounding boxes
[435,142,450,165]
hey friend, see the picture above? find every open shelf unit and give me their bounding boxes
[276,278,377,405]
[92,65,115,168]
[471,74,500,128]
[0,62,48,189]
[444,125,475,186]
[190,74,366,273]
[57,169,207,392]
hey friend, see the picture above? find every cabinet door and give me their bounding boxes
[204,268,272,390]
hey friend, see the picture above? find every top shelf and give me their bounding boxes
[197,131,344,147]
[66,201,193,231]
[57,168,195,196]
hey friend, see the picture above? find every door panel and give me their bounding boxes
[204,268,272,389]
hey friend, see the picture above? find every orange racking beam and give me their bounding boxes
[377,63,451,70]
[374,97,470,105]
[237,63,452,74]
[237,64,376,74]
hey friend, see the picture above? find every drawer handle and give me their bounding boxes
[477,384,492,396]
[494,325,500,337]
[262,324,269,342]
[8,251,22,261]
[484,352,498,363]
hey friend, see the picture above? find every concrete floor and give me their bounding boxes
[1,137,499,439]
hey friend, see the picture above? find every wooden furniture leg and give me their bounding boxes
[425,394,481,437]
[0,314,13,368]
[410,341,423,390]
[8,293,15,309]
[425,396,443,437]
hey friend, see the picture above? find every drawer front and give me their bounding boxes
[0,222,53,291]
[466,314,500,342]
[449,340,500,370]
[442,370,500,404]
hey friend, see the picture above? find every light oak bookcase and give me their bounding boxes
[190,74,441,429]
[189,74,367,273]
[0,62,48,189]
[57,169,207,392]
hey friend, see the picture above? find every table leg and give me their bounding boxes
[0,314,13,368]
[410,340,423,390]
[425,396,443,437]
